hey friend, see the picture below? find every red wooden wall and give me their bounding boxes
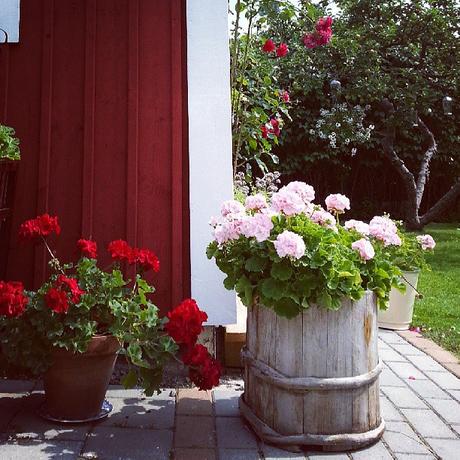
[0,0,190,313]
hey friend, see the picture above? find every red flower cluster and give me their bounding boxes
[303,16,333,49]
[107,240,160,273]
[18,214,61,241]
[261,118,281,138]
[165,299,208,345]
[77,239,97,258]
[261,39,289,57]
[280,90,290,103]
[45,275,84,314]
[186,344,222,391]
[166,301,221,390]
[0,281,28,317]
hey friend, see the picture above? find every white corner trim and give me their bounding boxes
[186,0,236,325]
[0,0,20,43]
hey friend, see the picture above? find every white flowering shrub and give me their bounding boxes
[310,103,374,153]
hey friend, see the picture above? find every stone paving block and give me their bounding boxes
[7,406,90,441]
[218,448,261,459]
[213,389,242,417]
[177,388,213,416]
[447,389,460,401]
[394,454,436,460]
[406,355,449,373]
[100,393,175,429]
[425,371,460,390]
[378,331,407,344]
[105,385,173,400]
[401,409,456,439]
[380,367,406,387]
[444,362,460,378]
[406,378,451,400]
[0,439,83,459]
[380,395,405,421]
[383,421,432,455]
[216,416,258,449]
[425,398,460,424]
[308,454,350,459]
[391,344,426,357]
[385,362,427,380]
[378,339,391,350]
[173,447,217,460]
[425,438,460,460]
[175,415,215,448]
[261,443,306,459]
[83,426,173,460]
[351,440,393,459]
[0,380,35,394]
[452,425,460,436]
[380,347,408,362]
[381,386,427,409]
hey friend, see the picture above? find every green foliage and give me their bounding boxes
[0,257,178,395]
[0,124,20,161]
[270,0,460,181]
[387,229,430,272]
[207,215,402,318]
[412,223,460,357]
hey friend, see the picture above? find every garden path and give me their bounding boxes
[1,330,459,460]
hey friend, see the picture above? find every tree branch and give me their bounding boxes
[420,179,460,226]
[416,117,437,209]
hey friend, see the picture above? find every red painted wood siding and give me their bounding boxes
[0,0,190,313]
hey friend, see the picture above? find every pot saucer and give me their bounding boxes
[37,399,113,424]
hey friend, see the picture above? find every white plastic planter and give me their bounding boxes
[378,271,420,331]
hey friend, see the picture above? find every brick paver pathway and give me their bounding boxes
[1,330,459,459]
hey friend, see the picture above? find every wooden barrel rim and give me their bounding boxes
[241,347,383,392]
[239,394,385,449]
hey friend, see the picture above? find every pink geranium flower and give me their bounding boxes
[352,238,375,261]
[274,230,306,259]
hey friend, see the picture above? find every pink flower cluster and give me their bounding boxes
[240,213,274,242]
[311,208,336,231]
[274,230,305,259]
[261,118,281,138]
[416,234,436,250]
[325,193,350,213]
[245,193,267,211]
[352,238,375,261]
[344,219,370,236]
[369,216,402,247]
[303,17,333,49]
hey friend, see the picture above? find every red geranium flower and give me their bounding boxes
[261,125,269,139]
[56,275,84,303]
[165,299,208,346]
[107,239,135,263]
[182,343,210,366]
[45,287,69,314]
[269,118,281,136]
[77,239,97,259]
[133,248,160,273]
[276,42,289,57]
[262,38,276,53]
[189,355,222,390]
[281,90,290,103]
[0,281,28,317]
[302,33,318,49]
[19,214,60,241]
[303,16,333,49]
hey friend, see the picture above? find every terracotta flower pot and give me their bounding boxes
[43,335,120,421]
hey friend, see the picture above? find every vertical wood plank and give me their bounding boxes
[367,292,380,428]
[352,292,372,432]
[82,0,97,238]
[303,306,328,434]
[273,310,303,435]
[170,0,184,304]
[35,0,54,285]
[126,0,139,249]
[323,301,353,434]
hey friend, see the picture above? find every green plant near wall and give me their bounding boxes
[0,124,20,160]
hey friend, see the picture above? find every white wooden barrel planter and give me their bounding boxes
[240,291,384,452]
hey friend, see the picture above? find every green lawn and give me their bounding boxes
[412,223,460,357]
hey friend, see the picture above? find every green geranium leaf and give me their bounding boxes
[245,255,267,272]
[260,278,285,300]
[274,297,300,318]
[121,369,138,389]
[270,261,293,281]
